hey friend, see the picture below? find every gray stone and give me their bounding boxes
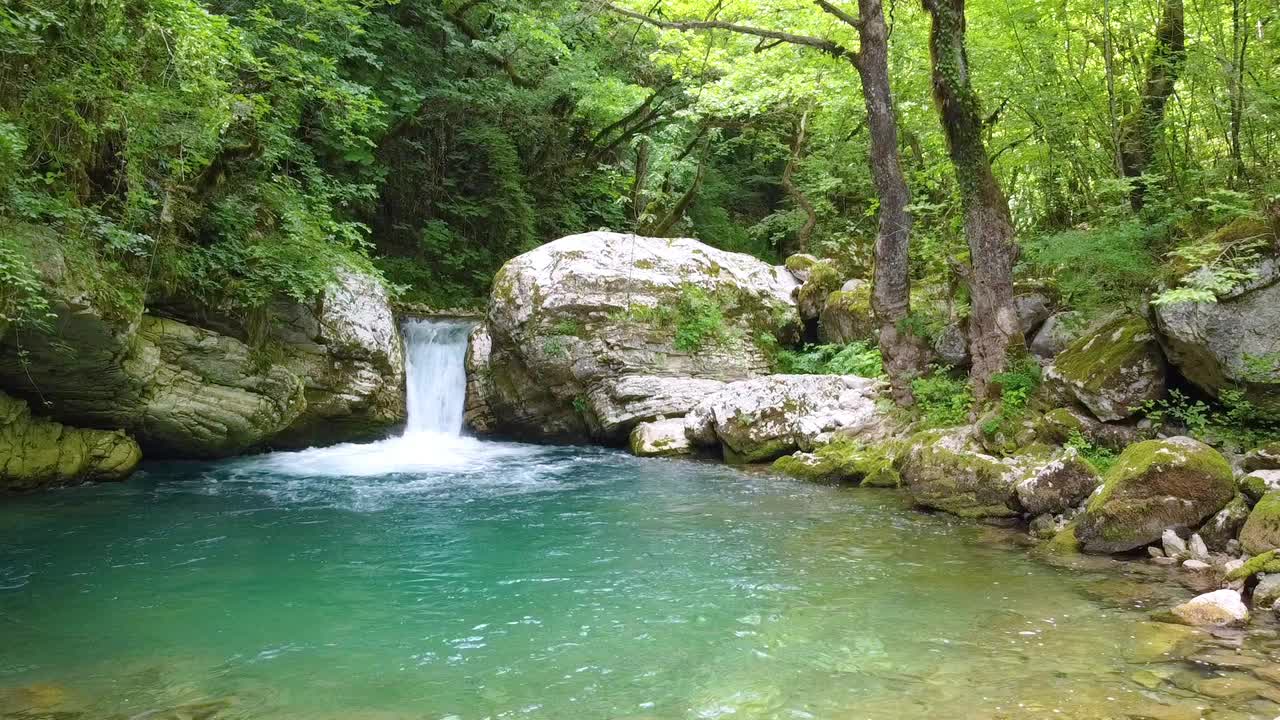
[1169,589,1249,627]
[1162,529,1189,559]
[901,430,1023,519]
[1029,311,1083,359]
[1240,469,1280,503]
[1015,447,1101,515]
[466,232,801,442]
[1182,559,1211,571]
[1244,442,1280,472]
[1253,574,1280,610]
[682,375,887,463]
[1148,546,1166,559]
[1188,533,1210,561]
[1014,292,1053,336]
[818,280,874,345]
[933,322,970,368]
[629,418,693,458]
[1197,495,1252,552]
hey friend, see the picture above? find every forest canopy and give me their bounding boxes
[1,0,1277,336]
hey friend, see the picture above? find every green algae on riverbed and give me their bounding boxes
[2,438,1279,720]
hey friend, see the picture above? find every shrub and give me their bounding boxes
[912,367,974,427]
[776,342,884,378]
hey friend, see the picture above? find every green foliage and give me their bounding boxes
[1139,388,1280,452]
[980,356,1042,436]
[776,342,884,378]
[911,367,974,428]
[1152,216,1273,306]
[0,232,49,331]
[1020,222,1161,314]
[673,284,728,352]
[1065,431,1119,475]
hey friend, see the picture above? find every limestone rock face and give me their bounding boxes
[629,418,693,458]
[901,430,1023,519]
[463,325,497,435]
[772,440,900,487]
[1153,253,1280,419]
[0,392,140,491]
[1029,312,1083,359]
[270,269,407,448]
[682,375,886,463]
[467,232,801,442]
[1015,448,1102,516]
[1076,437,1235,554]
[1044,314,1167,422]
[0,228,402,457]
[1170,589,1249,627]
[818,280,874,345]
[1240,492,1280,555]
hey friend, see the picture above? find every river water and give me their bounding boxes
[1,320,1277,719]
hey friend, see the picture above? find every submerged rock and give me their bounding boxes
[1169,589,1249,627]
[0,391,140,491]
[629,418,693,458]
[1239,492,1280,554]
[1044,314,1167,422]
[1075,437,1235,554]
[683,375,885,463]
[1015,447,1101,516]
[466,232,800,442]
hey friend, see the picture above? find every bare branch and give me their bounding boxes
[813,0,864,29]
[601,2,857,61]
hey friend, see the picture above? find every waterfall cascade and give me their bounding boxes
[403,319,472,435]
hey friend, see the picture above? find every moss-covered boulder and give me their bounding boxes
[782,253,819,282]
[1244,442,1280,472]
[1075,437,1235,554]
[1034,406,1144,452]
[629,418,693,458]
[795,259,843,321]
[1197,494,1252,552]
[901,431,1022,518]
[1153,219,1280,419]
[1015,448,1102,516]
[818,281,875,345]
[1240,493,1280,555]
[772,440,900,487]
[1044,314,1167,422]
[466,232,801,442]
[1029,311,1083,359]
[1241,470,1280,503]
[1,392,140,492]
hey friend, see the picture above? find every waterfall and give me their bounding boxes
[403,318,473,436]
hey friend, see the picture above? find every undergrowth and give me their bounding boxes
[775,341,884,377]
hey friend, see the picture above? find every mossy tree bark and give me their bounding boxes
[921,0,1021,401]
[1117,0,1185,211]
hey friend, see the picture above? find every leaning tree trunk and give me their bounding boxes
[1117,0,1185,211]
[921,0,1021,401]
[854,0,925,405]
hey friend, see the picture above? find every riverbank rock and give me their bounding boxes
[818,280,874,345]
[1153,222,1280,419]
[0,225,406,457]
[1034,406,1145,452]
[901,430,1022,518]
[1198,494,1252,552]
[1241,469,1280,503]
[1169,589,1249,627]
[1075,437,1235,554]
[465,232,800,442]
[1015,448,1101,516]
[1244,442,1280,472]
[629,418,693,458]
[772,440,899,486]
[269,269,406,448]
[1044,314,1167,422]
[463,325,496,435]
[683,375,885,463]
[1239,493,1280,554]
[1254,574,1280,610]
[0,391,140,491]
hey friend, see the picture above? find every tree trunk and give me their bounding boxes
[1117,0,1185,211]
[921,0,1021,401]
[631,137,651,224]
[780,108,818,257]
[854,0,925,406]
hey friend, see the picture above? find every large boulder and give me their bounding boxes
[1015,447,1102,516]
[818,280,874,345]
[901,430,1022,519]
[795,259,843,321]
[1153,221,1280,418]
[629,418,693,458]
[268,269,406,448]
[1044,314,1167,422]
[0,225,402,457]
[682,375,886,463]
[466,232,801,442]
[1075,437,1235,554]
[1197,494,1252,552]
[1014,292,1053,336]
[1239,492,1280,555]
[0,391,140,491]
[772,440,900,487]
[1029,311,1083,359]
[1170,589,1249,627]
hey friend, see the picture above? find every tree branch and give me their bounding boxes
[601,2,857,61]
[813,0,864,30]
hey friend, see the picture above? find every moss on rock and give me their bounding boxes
[796,260,843,321]
[0,391,141,491]
[1076,437,1235,554]
[818,284,875,345]
[1239,493,1280,555]
[901,431,1020,518]
[1225,549,1280,581]
[772,440,900,487]
[1044,314,1166,422]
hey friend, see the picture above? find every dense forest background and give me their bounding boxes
[1,0,1277,325]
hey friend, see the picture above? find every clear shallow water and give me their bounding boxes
[4,436,1279,720]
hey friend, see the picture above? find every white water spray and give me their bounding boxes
[403,319,472,435]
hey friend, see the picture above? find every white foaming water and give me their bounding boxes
[403,318,472,435]
[235,316,550,478]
